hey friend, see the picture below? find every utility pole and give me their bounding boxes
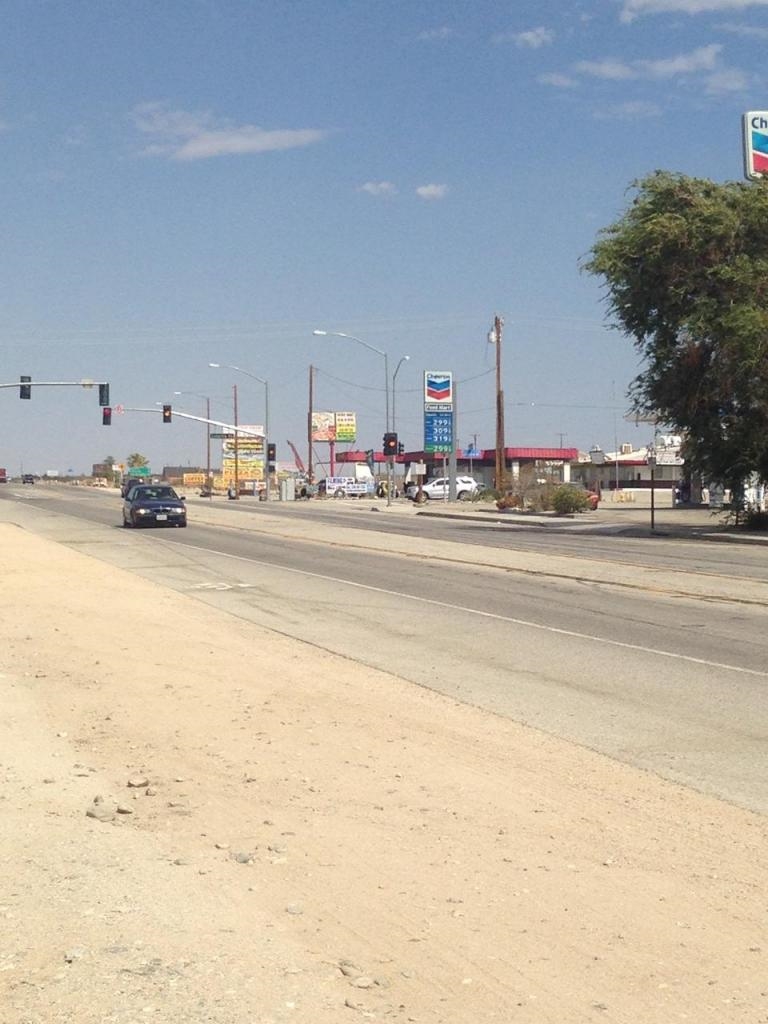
[206,397,212,498]
[233,383,240,499]
[307,365,314,484]
[489,315,505,492]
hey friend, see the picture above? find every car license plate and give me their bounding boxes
[155,514,168,521]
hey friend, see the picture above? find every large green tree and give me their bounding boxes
[585,170,768,501]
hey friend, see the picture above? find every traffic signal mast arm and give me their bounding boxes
[124,407,266,439]
[0,379,110,391]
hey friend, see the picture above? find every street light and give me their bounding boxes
[392,355,410,436]
[312,329,391,506]
[208,363,271,502]
[647,448,657,532]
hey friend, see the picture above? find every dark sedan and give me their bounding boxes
[122,485,187,528]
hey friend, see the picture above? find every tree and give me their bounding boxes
[126,453,149,468]
[585,170,768,503]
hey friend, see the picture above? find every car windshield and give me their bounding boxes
[131,486,178,501]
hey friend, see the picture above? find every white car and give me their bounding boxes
[406,476,483,501]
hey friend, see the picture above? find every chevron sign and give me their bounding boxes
[743,111,768,180]
[424,371,452,406]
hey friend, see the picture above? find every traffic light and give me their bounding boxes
[397,442,404,455]
[20,375,31,399]
[162,404,172,423]
[383,432,397,456]
[102,407,112,426]
[266,442,276,464]
[98,383,110,406]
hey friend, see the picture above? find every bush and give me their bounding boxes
[551,485,591,515]
[496,492,522,510]
[744,507,768,531]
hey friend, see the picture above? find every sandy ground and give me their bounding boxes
[1,521,766,1024]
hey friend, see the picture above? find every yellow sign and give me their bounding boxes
[335,411,357,443]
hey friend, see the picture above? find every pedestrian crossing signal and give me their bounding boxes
[162,405,172,423]
[102,407,112,426]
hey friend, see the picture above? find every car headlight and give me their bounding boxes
[136,508,150,515]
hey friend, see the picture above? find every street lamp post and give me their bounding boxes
[209,362,271,502]
[392,355,410,436]
[648,449,657,532]
[313,329,391,507]
[392,355,410,498]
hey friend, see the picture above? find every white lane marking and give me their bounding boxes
[174,540,768,680]
[188,582,254,591]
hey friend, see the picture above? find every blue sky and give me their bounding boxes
[1,0,766,475]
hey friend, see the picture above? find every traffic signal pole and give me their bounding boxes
[384,350,392,508]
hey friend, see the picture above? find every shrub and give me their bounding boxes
[551,485,590,515]
[496,492,522,510]
[471,488,496,503]
[744,507,768,531]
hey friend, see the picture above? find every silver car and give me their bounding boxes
[406,476,483,501]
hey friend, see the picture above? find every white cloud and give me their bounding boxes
[493,26,554,47]
[593,100,663,119]
[620,0,768,22]
[538,72,578,87]
[638,43,721,75]
[416,184,448,200]
[575,43,723,80]
[574,57,637,79]
[358,181,398,197]
[418,26,456,40]
[717,20,768,36]
[704,66,750,90]
[130,102,328,161]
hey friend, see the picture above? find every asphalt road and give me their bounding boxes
[2,484,767,815]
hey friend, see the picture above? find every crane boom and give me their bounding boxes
[286,440,305,474]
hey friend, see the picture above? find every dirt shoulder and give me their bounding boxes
[1,522,766,1023]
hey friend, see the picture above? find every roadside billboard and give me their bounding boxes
[221,424,265,483]
[311,411,335,441]
[334,411,357,443]
[311,411,358,443]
